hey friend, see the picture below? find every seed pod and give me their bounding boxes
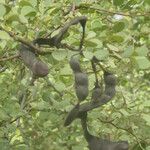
[91,84,102,102]
[75,85,89,101]
[104,71,116,86]
[31,60,49,77]
[64,104,79,126]
[69,56,81,72]
[75,72,88,86]
[104,85,116,98]
[19,44,49,77]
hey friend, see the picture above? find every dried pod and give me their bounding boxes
[75,85,89,101]
[104,85,116,98]
[104,72,116,86]
[91,83,102,102]
[69,56,81,72]
[31,60,49,77]
[19,44,49,77]
[75,72,88,86]
[64,104,79,126]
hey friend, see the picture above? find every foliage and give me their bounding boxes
[0,0,150,150]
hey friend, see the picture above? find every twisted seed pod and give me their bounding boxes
[75,85,89,101]
[69,55,89,102]
[75,72,88,86]
[104,85,116,98]
[64,104,79,126]
[19,44,49,77]
[91,84,103,102]
[104,71,116,86]
[69,56,81,72]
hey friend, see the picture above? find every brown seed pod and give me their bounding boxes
[69,56,81,72]
[75,85,89,101]
[91,86,102,102]
[104,71,116,86]
[64,104,79,126]
[104,85,116,98]
[31,60,49,77]
[19,44,49,77]
[75,72,88,86]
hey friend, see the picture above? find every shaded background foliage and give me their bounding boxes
[0,0,150,150]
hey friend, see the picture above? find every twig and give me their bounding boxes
[0,54,20,62]
[0,26,51,55]
[76,5,150,18]
[99,118,145,150]
[45,77,63,97]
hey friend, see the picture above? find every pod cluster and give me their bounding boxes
[69,56,89,102]
[19,44,49,77]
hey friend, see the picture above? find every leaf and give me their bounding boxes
[91,20,103,30]
[83,51,94,60]
[134,56,150,69]
[142,114,150,126]
[135,45,149,56]
[0,31,10,40]
[121,46,134,58]
[94,49,109,60]
[113,0,124,6]
[30,101,49,110]
[6,14,20,24]
[112,21,125,33]
[52,49,67,61]
[107,44,119,52]
[0,4,6,18]
[109,35,124,43]
[60,64,72,75]
[21,6,36,16]
[86,31,96,39]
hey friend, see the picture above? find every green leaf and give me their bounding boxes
[0,4,6,18]
[142,114,150,126]
[91,20,103,30]
[0,31,10,40]
[86,31,96,39]
[52,49,67,61]
[83,51,94,60]
[30,101,49,110]
[113,0,124,6]
[135,45,149,56]
[6,14,20,24]
[121,46,134,58]
[94,49,109,60]
[112,21,125,33]
[107,44,119,52]
[134,56,150,69]
[109,35,124,43]
[21,6,36,16]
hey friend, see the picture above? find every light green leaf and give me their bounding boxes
[135,56,150,69]
[21,6,36,16]
[86,31,96,39]
[83,51,94,60]
[0,4,6,17]
[94,49,109,60]
[142,114,150,126]
[121,46,134,58]
[52,49,67,61]
[107,44,119,52]
[30,101,49,110]
[135,45,149,56]
[0,31,10,40]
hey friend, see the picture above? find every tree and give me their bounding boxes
[0,0,149,150]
